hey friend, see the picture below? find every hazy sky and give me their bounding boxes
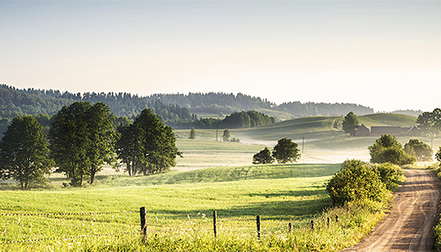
[1,0,440,112]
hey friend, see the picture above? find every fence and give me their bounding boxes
[0,207,339,245]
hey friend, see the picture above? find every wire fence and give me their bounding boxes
[1,207,336,245]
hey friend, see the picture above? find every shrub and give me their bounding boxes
[372,162,406,191]
[326,159,389,206]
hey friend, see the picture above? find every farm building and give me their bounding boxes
[354,125,416,136]
[354,124,370,136]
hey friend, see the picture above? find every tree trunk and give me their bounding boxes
[127,161,132,177]
[90,170,95,184]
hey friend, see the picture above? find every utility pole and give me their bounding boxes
[302,137,305,153]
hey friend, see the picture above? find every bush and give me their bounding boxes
[372,162,406,191]
[326,160,389,206]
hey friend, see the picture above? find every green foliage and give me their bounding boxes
[116,109,181,176]
[403,139,433,162]
[189,127,196,139]
[49,102,118,186]
[368,134,416,165]
[221,110,275,128]
[230,137,240,143]
[372,162,406,191]
[436,147,441,164]
[272,138,301,164]
[252,147,274,164]
[416,108,441,137]
[326,160,389,206]
[222,129,230,142]
[0,115,53,190]
[342,111,359,135]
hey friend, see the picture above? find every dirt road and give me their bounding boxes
[344,169,441,251]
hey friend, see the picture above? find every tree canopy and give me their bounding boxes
[403,139,433,162]
[368,134,416,165]
[342,111,359,136]
[49,101,118,186]
[0,115,53,190]
[252,147,274,164]
[416,108,441,137]
[272,138,301,164]
[116,108,182,176]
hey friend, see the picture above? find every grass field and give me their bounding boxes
[0,113,437,251]
[175,113,440,167]
[0,163,389,251]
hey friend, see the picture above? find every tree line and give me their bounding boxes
[1,84,378,130]
[0,102,181,189]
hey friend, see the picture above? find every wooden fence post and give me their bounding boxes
[256,215,261,240]
[213,210,217,238]
[140,207,146,236]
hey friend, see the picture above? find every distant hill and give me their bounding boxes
[145,93,375,119]
[389,109,423,118]
[0,84,395,135]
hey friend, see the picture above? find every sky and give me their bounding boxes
[1,0,440,112]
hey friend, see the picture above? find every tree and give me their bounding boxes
[342,111,359,136]
[252,147,274,164]
[115,124,137,177]
[222,130,230,142]
[50,102,118,186]
[116,109,182,176]
[403,139,433,162]
[272,138,301,163]
[368,134,416,165]
[84,102,119,184]
[189,127,196,139]
[416,108,441,138]
[0,115,54,190]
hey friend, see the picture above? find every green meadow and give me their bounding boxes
[1,163,386,251]
[1,113,438,251]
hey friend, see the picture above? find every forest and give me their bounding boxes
[1,84,377,135]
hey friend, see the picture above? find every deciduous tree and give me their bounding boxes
[50,102,118,186]
[253,147,274,164]
[116,109,182,176]
[0,115,54,190]
[404,139,433,162]
[342,111,360,136]
[272,138,301,164]
[416,108,441,138]
[368,134,416,165]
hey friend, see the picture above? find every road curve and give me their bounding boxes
[344,169,441,252]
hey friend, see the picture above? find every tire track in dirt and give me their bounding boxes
[344,169,441,252]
